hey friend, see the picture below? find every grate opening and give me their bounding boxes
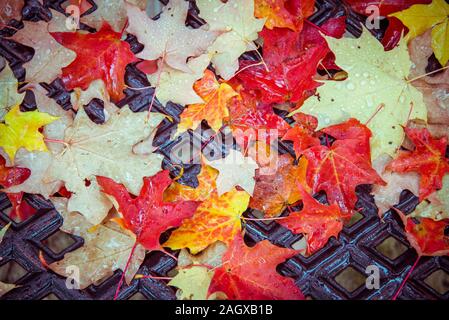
[41,293,60,300]
[345,211,364,227]
[128,292,148,300]
[334,266,366,293]
[375,236,408,261]
[0,260,28,284]
[42,230,77,254]
[424,269,449,295]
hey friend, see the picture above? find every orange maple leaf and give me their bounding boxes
[163,189,250,254]
[177,70,238,134]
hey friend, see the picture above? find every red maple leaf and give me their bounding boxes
[282,126,320,159]
[398,212,449,256]
[302,119,385,213]
[236,16,346,104]
[386,127,449,201]
[343,0,431,50]
[279,187,348,254]
[228,91,291,149]
[0,156,30,188]
[208,234,304,300]
[51,23,137,102]
[96,170,200,251]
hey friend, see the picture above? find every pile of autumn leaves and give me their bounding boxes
[0,0,449,300]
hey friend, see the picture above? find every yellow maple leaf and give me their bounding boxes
[163,188,250,254]
[0,105,58,163]
[168,266,213,300]
[389,0,449,66]
[164,162,218,202]
[176,70,238,135]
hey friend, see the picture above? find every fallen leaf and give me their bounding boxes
[164,162,218,202]
[51,23,137,102]
[147,54,211,106]
[8,10,76,84]
[386,127,449,200]
[279,187,346,254]
[282,126,320,159]
[250,155,309,217]
[0,59,25,120]
[46,106,164,225]
[389,0,449,65]
[177,70,238,134]
[164,189,250,254]
[206,149,258,196]
[254,0,315,31]
[48,197,145,289]
[412,175,449,221]
[169,266,213,300]
[0,105,58,163]
[66,0,147,32]
[291,28,427,160]
[0,0,24,25]
[126,0,217,73]
[0,222,11,244]
[372,153,419,215]
[97,170,200,252]
[208,234,303,300]
[197,0,265,80]
[303,119,385,213]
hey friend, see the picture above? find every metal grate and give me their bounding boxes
[0,0,448,300]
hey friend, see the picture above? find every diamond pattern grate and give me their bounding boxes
[0,0,448,300]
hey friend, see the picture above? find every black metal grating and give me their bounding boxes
[0,0,448,300]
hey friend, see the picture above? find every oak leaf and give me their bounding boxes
[386,127,449,201]
[126,0,217,73]
[291,28,427,160]
[196,0,265,80]
[51,23,137,102]
[97,170,200,252]
[177,70,238,134]
[208,234,303,300]
[48,198,145,289]
[164,189,250,254]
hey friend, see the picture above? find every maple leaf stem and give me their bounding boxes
[183,263,215,270]
[44,138,69,147]
[162,249,178,261]
[407,66,449,83]
[392,255,421,300]
[365,103,385,126]
[134,274,172,280]
[113,241,138,300]
[241,216,288,222]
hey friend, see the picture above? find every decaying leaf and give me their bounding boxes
[48,198,145,289]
